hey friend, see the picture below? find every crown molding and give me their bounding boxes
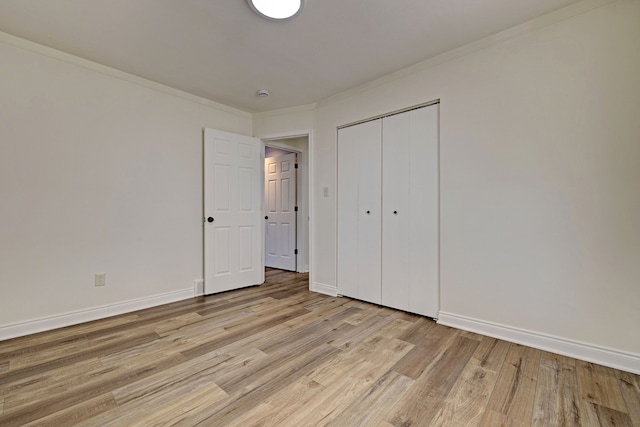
[316,0,617,109]
[0,30,252,118]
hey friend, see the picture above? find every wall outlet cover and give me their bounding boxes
[95,273,106,287]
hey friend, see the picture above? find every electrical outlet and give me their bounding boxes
[95,273,106,287]
[323,187,329,197]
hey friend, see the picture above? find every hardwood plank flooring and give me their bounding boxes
[1,269,638,426]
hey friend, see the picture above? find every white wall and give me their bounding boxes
[0,35,252,333]
[263,0,640,364]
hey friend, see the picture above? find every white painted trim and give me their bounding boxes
[0,288,194,341]
[0,31,252,117]
[257,129,313,142]
[438,312,640,375]
[316,0,616,109]
[311,282,338,297]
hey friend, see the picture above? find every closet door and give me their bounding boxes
[382,105,439,317]
[381,112,411,312]
[337,119,382,304]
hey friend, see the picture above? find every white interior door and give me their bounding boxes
[204,128,264,294]
[264,152,297,271]
[381,105,439,317]
[337,119,382,305]
[337,104,439,318]
[381,112,411,312]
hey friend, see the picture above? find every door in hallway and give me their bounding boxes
[264,152,297,271]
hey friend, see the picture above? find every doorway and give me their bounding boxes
[203,129,311,296]
[263,136,309,273]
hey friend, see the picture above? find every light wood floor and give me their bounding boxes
[1,269,638,426]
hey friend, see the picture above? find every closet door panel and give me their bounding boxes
[337,120,382,304]
[382,113,411,311]
[408,105,439,317]
[356,120,382,304]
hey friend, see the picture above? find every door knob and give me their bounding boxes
[393,211,398,215]
[265,216,269,220]
[366,210,370,215]
[207,217,214,223]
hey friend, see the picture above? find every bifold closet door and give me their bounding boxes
[337,119,382,305]
[382,105,439,317]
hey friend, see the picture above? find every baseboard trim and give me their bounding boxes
[438,312,640,375]
[310,282,338,297]
[0,288,194,341]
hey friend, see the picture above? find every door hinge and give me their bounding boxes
[295,206,299,212]
[294,163,298,169]
[294,249,298,255]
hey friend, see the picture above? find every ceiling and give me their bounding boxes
[0,0,583,113]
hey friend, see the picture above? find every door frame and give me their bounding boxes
[257,130,312,278]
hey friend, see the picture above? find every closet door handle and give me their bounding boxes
[393,211,398,215]
[366,210,371,215]
[207,217,214,223]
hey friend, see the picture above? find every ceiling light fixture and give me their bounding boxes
[248,0,304,21]
[257,89,270,97]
